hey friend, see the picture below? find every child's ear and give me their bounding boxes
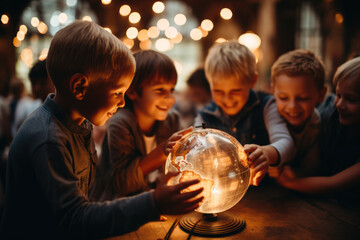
[126,89,138,100]
[250,73,258,88]
[70,73,89,100]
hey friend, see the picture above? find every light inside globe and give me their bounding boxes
[165,128,250,214]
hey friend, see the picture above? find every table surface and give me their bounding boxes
[107,178,360,240]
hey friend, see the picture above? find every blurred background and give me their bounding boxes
[1,0,359,96]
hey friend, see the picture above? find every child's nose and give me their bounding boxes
[117,95,125,108]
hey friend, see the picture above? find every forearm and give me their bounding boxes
[139,142,167,176]
[281,163,360,194]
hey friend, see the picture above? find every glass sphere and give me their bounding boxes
[165,128,250,214]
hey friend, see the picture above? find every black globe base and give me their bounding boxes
[179,211,246,237]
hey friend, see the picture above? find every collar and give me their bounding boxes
[42,94,92,135]
[202,89,261,122]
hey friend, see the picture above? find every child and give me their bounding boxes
[195,40,294,186]
[28,59,55,102]
[0,21,203,239]
[276,57,360,202]
[271,49,327,177]
[90,49,192,200]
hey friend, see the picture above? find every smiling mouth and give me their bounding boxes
[286,112,301,118]
[157,106,170,111]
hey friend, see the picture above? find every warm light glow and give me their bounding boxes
[39,48,49,61]
[190,28,202,41]
[20,48,33,67]
[174,14,186,26]
[126,27,138,39]
[153,1,165,14]
[37,22,48,34]
[139,39,152,50]
[1,14,9,24]
[171,32,183,44]
[19,25,28,34]
[119,5,131,16]
[122,38,134,49]
[58,13,68,24]
[220,8,233,20]
[148,26,160,39]
[215,38,227,43]
[335,13,344,24]
[16,31,25,41]
[101,0,111,5]
[165,26,178,39]
[104,27,112,33]
[31,17,40,27]
[155,38,171,52]
[201,19,213,31]
[129,12,141,24]
[138,29,149,41]
[157,18,170,31]
[238,32,261,50]
[13,37,21,47]
[82,16,92,22]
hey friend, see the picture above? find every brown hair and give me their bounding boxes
[127,50,177,97]
[47,20,135,91]
[271,49,325,90]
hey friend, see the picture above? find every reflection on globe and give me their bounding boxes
[165,128,250,214]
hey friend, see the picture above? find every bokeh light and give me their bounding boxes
[174,14,187,26]
[190,28,202,41]
[148,26,160,38]
[153,1,165,14]
[165,26,178,39]
[238,32,261,50]
[157,18,170,31]
[119,5,131,16]
[126,27,138,39]
[201,19,214,31]
[1,14,9,24]
[220,8,233,20]
[155,38,171,51]
[31,17,40,27]
[101,0,111,5]
[122,38,134,49]
[129,12,141,24]
[82,16,92,22]
[138,29,149,41]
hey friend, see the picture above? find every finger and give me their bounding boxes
[176,188,204,202]
[244,144,258,154]
[248,149,262,164]
[178,126,193,135]
[173,179,201,192]
[162,171,180,184]
[250,155,267,169]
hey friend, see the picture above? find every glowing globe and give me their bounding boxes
[165,128,250,214]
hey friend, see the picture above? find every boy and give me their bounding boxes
[91,49,192,200]
[28,59,55,102]
[276,57,360,202]
[0,21,203,239]
[195,40,294,186]
[271,49,327,177]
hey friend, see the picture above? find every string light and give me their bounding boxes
[101,0,111,5]
[1,14,9,24]
[153,1,165,14]
[129,12,141,24]
[174,14,186,26]
[119,5,131,16]
[220,8,233,20]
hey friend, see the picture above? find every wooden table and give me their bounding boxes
[108,178,360,240]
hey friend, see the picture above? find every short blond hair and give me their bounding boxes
[47,20,135,90]
[271,49,325,91]
[333,56,360,86]
[205,40,256,83]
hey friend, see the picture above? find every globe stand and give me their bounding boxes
[179,211,246,237]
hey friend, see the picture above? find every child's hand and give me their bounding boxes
[268,166,283,178]
[153,172,204,215]
[163,127,193,156]
[244,144,270,186]
[276,165,297,187]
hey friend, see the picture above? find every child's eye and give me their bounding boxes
[278,97,288,101]
[115,92,123,97]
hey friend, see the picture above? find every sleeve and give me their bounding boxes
[33,141,159,239]
[106,116,148,196]
[263,97,295,165]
